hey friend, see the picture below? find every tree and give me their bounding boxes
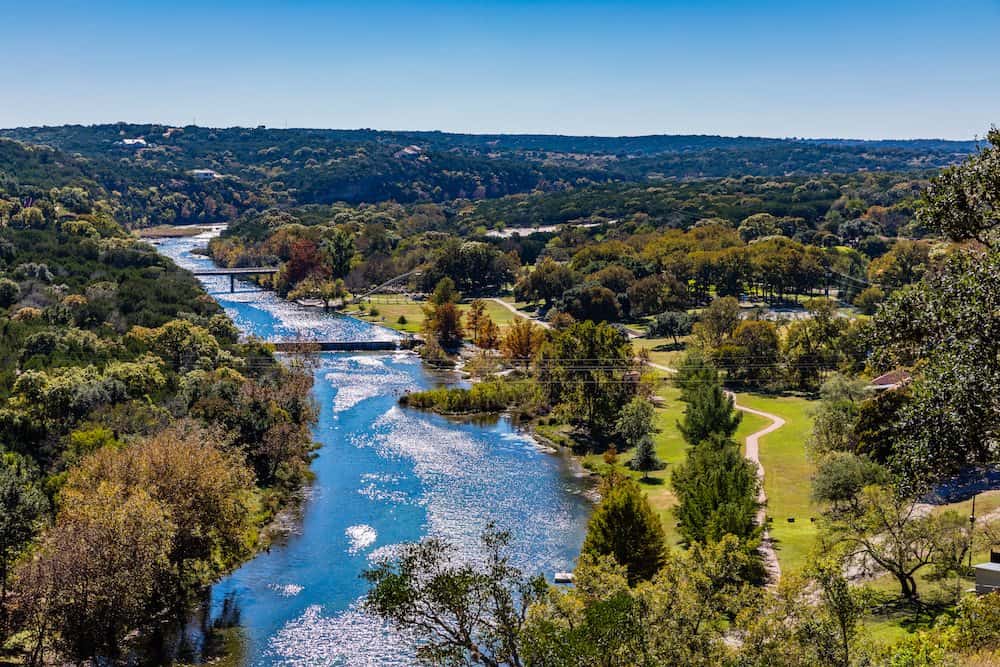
[692,296,740,349]
[671,434,759,545]
[581,477,666,584]
[735,555,867,667]
[823,485,969,600]
[538,321,636,440]
[430,276,460,306]
[364,525,544,667]
[869,249,999,485]
[319,227,355,279]
[738,213,782,242]
[288,275,348,310]
[424,278,465,348]
[523,538,753,666]
[0,278,20,308]
[852,285,884,315]
[515,258,579,307]
[559,284,621,323]
[677,382,741,446]
[807,373,868,456]
[466,299,500,349]
[648,310,692,345]
[58,422,255,596]
[918,126,1000,249]
[673,350,719,403]
[811,451,887,512]
[719,319,780,385]
[500,318,544,367]
[17,482,174,664]
[616,397,660,478]
[0,460,47,637]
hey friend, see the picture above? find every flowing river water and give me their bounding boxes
[154,231,593,666]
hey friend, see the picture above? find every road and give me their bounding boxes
[647,361,784,584]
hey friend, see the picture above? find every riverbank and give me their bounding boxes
[151,231,593,665]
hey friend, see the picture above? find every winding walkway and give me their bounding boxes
[490,297,551,329]
[647,361,784,585]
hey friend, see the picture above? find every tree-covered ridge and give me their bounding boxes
[0,125,976,230]
[0,172,317,662]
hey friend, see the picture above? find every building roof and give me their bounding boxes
[975,562,1000,573]
[870,369,912,389]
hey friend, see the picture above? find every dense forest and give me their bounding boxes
[0,139,317,663]
[0,124,977,228]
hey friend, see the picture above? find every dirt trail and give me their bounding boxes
[647,361,784,585]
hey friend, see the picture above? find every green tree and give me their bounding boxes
[581,477,666,584]
[364,525,544,667]
[673,350,719,403]
[671,434,759,545]
[320,227,355,279]
[918,126,1000,250]
[288,275,348,310]
[823,485,970,600]
[692,296,741,349]
[615,397,660,479]
[0,278,20,308]
[870,249,999,486]
[515,257,579,307]
[0,460,47,637]
[677,382,741,446]
[648,310,693,344]
[538,320,636,440]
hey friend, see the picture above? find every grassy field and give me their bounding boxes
[343,295,518,337]
[733,392,818,574]
[634,336,690,369]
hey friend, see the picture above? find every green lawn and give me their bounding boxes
[733,393,818,574]
[634,336,690,369]
[344,295,519,336]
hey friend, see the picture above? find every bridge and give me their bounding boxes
[270,336,420,352]
[192,267,279,292]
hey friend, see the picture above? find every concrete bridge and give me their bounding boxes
[270,337,420,352]
[192,267,279,292]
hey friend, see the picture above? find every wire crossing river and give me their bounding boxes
[154,231,593,666]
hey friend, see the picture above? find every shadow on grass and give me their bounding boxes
[638,476,666,486]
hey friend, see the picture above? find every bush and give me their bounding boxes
[397,315,408,325]
[400,379,540,414]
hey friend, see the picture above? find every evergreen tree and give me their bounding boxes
[581,477,666,584]
[629,436,662,480]
[671,435,760,545]
[673,350,719,403]
[677,382,742,446]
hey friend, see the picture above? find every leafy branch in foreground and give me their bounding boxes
[364,525,546,667]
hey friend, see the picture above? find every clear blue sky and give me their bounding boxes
[1,0,997,139]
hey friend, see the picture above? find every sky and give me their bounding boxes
[1,0,997,139]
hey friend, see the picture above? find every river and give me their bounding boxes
[154,231,593,666]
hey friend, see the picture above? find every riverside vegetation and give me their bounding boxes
[0,142,317,664]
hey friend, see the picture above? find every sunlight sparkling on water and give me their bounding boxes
[154,235,593,666]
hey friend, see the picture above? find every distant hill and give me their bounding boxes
[0,124,977,227]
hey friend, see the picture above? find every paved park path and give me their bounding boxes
[490,297,551,328]
[647,361,784,585]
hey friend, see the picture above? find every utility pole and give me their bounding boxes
[970,493,978,570]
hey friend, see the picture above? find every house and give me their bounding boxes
[188,168,221,180]
[116,137,148,148]
[869,369,912,391]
